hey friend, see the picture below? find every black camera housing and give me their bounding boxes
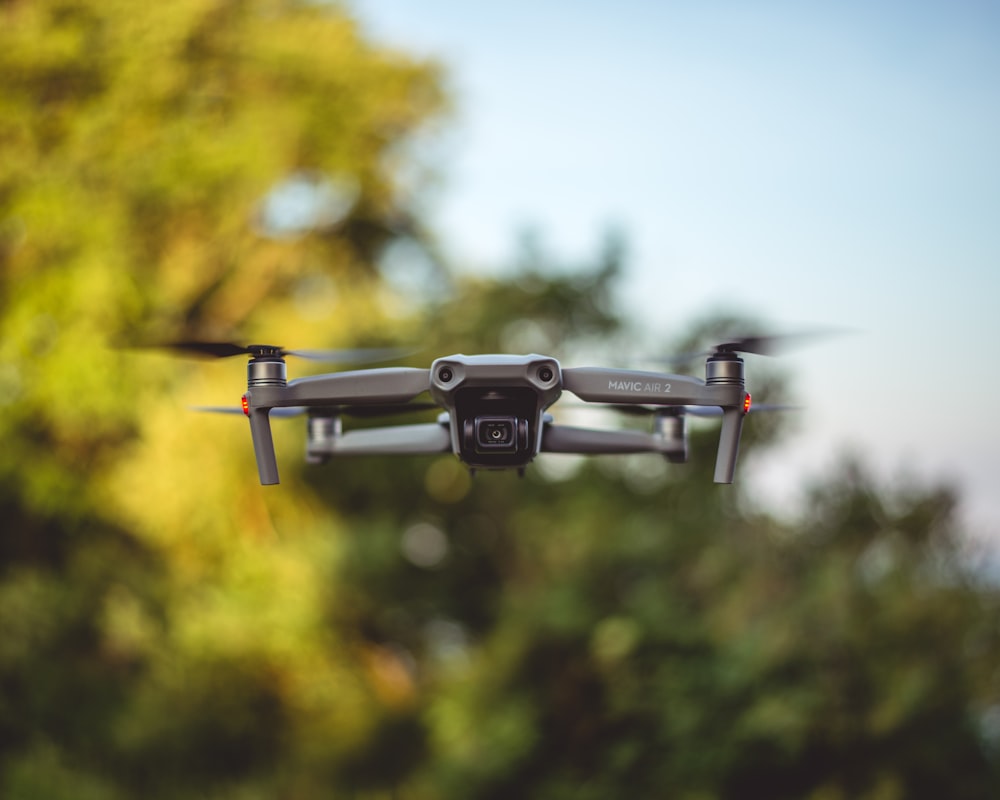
[457,389,535,466]
[429,354,562,470]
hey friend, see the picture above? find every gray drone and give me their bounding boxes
[174,335,797,485]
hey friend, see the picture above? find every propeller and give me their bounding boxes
[661,328,846,365]
[191,402,441,418]
[710,330,839,357]
[605,403,800,418]
[154,340,412,363]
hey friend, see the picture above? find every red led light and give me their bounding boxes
[743,392,752,414]
[241,394,250,416]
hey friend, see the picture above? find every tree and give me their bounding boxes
[403,431,1000,799]
[314,241,1000,797]
[0,1,446,796]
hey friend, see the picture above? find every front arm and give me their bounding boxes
[562,367,741,408]
[245,367,432,484]
[562,366,748,483]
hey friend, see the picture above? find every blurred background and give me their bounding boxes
[357,0,1000,539]
[0,1,997,798]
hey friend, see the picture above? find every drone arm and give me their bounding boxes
[244,368,432,485]
[562,367,713,406]
[541,424,684,457]
[248,408,280,485]
[563,366,750,483]
[713,407,744,484]
[314,423,452,456]
[281,367,431,407]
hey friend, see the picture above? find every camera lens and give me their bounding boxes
[538,366,554,382]
[472,416,518,452]
[480,419,512,445]
[437,366,454,383]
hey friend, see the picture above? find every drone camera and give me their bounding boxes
[428,354,563,469]
[456,395,534,465]
[478,417,515,447]
[470,415,528,454]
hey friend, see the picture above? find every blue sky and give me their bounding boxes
[355,1,1000,540]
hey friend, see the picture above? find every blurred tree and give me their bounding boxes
[316,247,1000,797]
[406,449,1000,799]
[0,0,447,796]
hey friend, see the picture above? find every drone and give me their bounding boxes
[168,334,802,486]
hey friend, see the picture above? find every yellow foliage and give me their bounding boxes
[0,0,445,791]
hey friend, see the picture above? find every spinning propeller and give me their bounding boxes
[153,339,411,363]
[665,328,844,365]
[606,402,799,418]
[192,402,440,418]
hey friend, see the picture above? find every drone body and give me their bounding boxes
[229,348,753,486]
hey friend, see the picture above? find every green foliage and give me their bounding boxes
[1,2,998,798]
[401,454,999,799]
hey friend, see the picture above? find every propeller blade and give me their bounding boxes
[154,341,412,363]
[684,403,801,417]
[659,327,847,364]
[166,341,256,359]
[191,402,439,419]
[712,329,840,357]
[600,403,800,417]
[191,405,308,418]
[605,404,683,417]
[680,406,723,417]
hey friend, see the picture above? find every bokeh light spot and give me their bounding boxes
[400,522,449,569]
[424,456,471,503]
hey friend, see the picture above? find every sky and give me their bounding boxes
[354,0,1000,542]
